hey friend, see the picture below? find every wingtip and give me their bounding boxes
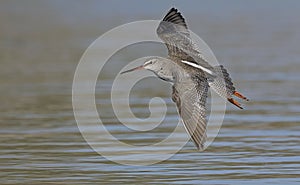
[196,146,205,152]
[193,136,206,151]
[165,7,178,15]
[170,7,178,12]
[164,7,184,20]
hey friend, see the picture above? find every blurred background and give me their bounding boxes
[1,0,299,184]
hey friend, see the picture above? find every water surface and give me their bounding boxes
[1,1,300,184]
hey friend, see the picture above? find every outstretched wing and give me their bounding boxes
[158,8,248,107]
[156,8,213,70]
[172,74,209,150]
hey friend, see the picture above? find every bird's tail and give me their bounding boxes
[210,65,249,109]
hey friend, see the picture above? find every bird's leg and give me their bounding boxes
[233,91,249,101]
[228,98,243,109]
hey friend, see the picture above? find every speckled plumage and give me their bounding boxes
[122,8,248,150]
[156,8,248,149]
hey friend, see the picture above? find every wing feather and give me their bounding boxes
[157,8,213,70]
[158,8,241,104]
[172,75,209,150]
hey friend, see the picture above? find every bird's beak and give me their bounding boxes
[120,65,144,74]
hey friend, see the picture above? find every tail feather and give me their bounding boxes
[209,65,248,109]
[210,65,236,97]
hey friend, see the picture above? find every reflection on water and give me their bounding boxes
[1,1,300,184]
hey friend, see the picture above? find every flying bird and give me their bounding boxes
[121,8,248,150]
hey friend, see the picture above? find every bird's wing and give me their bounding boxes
[156,8,213,70]
[159,8,247,109]
[172,74,209,150]
[158,7,189,36]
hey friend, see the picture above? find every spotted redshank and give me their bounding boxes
[121,8,248,150]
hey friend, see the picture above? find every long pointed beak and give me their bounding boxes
[120,65,144,74]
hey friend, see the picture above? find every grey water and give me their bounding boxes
[1,1,300,184]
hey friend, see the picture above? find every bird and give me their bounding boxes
[121,8,249,150]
